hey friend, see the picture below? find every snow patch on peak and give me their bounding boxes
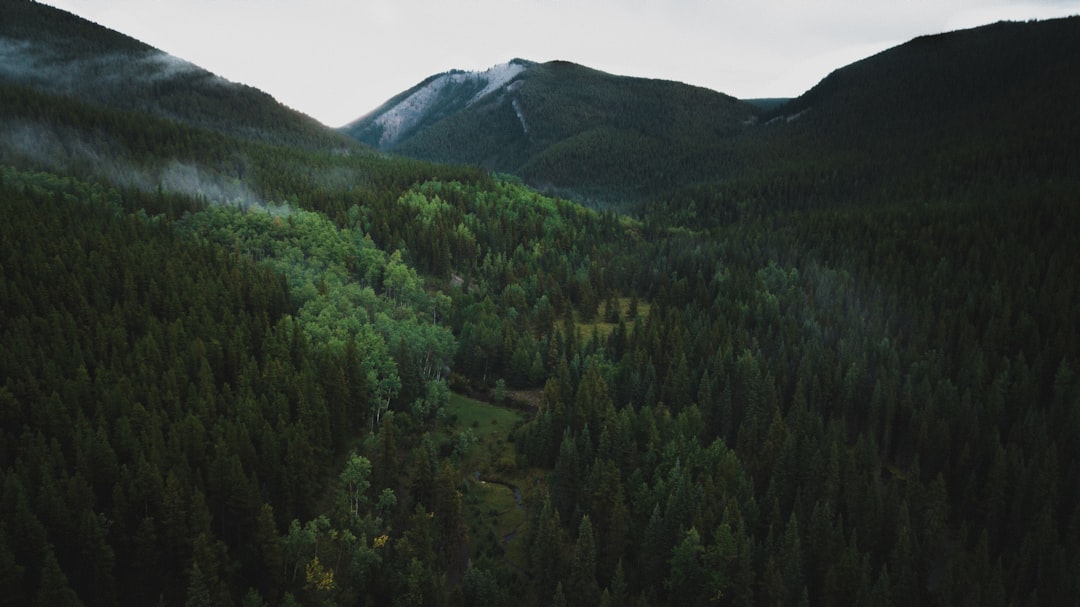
[372,61,528,147]
[372,74,457,147]
[467,61,527,105]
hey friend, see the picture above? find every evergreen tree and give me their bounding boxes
[184,562,213,607]
[666,527,706,604]
[35,547,83,607]
[568,515,601,607]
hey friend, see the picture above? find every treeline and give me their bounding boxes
[0,0,149,58]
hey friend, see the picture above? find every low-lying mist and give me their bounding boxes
[0,35,275,147]
[0,117,267,210]
[0,38,216,102]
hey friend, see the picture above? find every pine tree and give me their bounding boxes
[666,527,705,604]
[0,530,27,607]
[781,512,806,607]
[531,497,563,601]
[552,430,580,520]
[550,582,567,607]
[247,504,283,601]
[184,562,213,607]
[607,560,627,607]
[568,515,601,607]
[34,547,83,607]
[640,505,668,594]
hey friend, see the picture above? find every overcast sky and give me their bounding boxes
[37,0,1080,127]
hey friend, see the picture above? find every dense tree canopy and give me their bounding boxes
[1,4,1079,606]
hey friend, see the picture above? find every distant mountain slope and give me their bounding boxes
[347,59,534,149]
[766,17,1080,138]
[644,16,1080,225]
[344,17,1080,215]
[341,60,760,206]
[0,0,357,150]
[754,14,1080,180]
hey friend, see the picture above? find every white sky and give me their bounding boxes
[36,0,1080,127]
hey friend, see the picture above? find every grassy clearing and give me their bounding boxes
[446,392,525,437]
[572,296,651,341]
[443,392,524,476]
[442,392,532,566]
[462,479,528,567]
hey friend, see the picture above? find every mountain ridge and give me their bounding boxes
[340,16,1080,215]
[0,0,358,151]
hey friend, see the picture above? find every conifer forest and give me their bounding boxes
[1,2,1078,605]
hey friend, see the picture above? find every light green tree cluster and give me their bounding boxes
[179,202,455,423]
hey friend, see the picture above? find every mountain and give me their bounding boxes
[642,16,1080,225]
[765,17,1080,134]
[762,15,1080,172]
[0,0,391,209]
[341,59,760,206]
[0,0,356,151]
[345,17,1080,216]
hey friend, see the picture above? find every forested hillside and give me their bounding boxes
[1,2,1079,606]
[645,16,1080,227]
[0,0,353,150]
